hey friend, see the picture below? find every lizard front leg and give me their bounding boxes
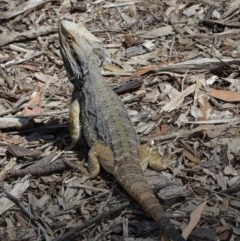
[65,89,88,173]
[69,88,82,149]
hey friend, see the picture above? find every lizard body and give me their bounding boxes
[59,19,186,241]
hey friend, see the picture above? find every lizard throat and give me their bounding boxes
[60,44,88,89]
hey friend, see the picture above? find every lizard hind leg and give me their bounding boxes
[87,143,115,178]
[64,143,114,179]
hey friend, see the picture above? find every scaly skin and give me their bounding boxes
[59,19,186,241]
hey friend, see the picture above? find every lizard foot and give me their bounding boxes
[138,143,170,171]
[63,159,89,176]
[65,143,114,179]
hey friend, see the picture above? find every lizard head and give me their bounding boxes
[59,20,88,89]
[59,20,105,89]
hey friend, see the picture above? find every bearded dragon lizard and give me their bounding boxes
[59,19,186,241]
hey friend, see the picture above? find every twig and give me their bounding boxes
[0,90,19,102]
[140,124,229,142]
[6,152,66,178]
[0,107,23,117]
[191,186,240,202]
[198,5,216,28]
[17,110,68,118]
[7,162,67,178]
[158,58,240,73]
[201,19,240,29]
[0,66,13,88]
[0,117,33,130]
[169,35,176,59]
[0,51,42,67]
[52,201,130,241]
[4,191,51,241]
[223,179,240,195]
[66,183,110,193]
[169,20,184,38]
[112,79,143,94]
[0,26,57,47]
[0,0,54,20]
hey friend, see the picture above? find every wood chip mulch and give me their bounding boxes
[0,1,240,241]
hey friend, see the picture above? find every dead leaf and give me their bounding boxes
[199,96,212,121]
[0,180,30,215]
[123,34,144,47]
[8,145,41,158]
[103,64,123,73]
[182,200,208,239]
[224,165,238,176]
[209,88,240,102]
[28,92,42,106]
[35,72,53,83]
[161,84,196,112]
[0,133,24,145]
[22,106,42,115]
[182,149,200,165]
[159,124,170,135]
[131,65,158,78]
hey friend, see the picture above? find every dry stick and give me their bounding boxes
[169,35,176,59]
[0,26,57,47]
[0,101,67,131]
[7,162,67,178]
[201,19,240,29]
[155,58,240,73]
[0,106,69,118]
[0,66,14,88]
[0,51,42,67]
[6,152,66,179]
[223,179,240,195]
[169,20,184,38]
[52,201,130,241]
[113,79,143,94]
[0,117,33,130]
[0,0,54,20]
[0,107,23,117]
[4,191,51,241]
[140,124,229,142]
[17,110,69,118]
[190,185,240,203]
[66,183,110,193]
[202,5,216,22]
[0,90,19,102]
[13,95,32,109]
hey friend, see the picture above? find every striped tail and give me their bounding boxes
[114,156,186,241]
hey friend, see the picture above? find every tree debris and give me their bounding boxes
[0,0,240,240]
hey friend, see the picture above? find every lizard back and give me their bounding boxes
[81,58,139,159]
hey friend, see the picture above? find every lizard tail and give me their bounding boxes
[115,157,186,241]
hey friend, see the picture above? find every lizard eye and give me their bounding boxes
[67,34,73,42]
